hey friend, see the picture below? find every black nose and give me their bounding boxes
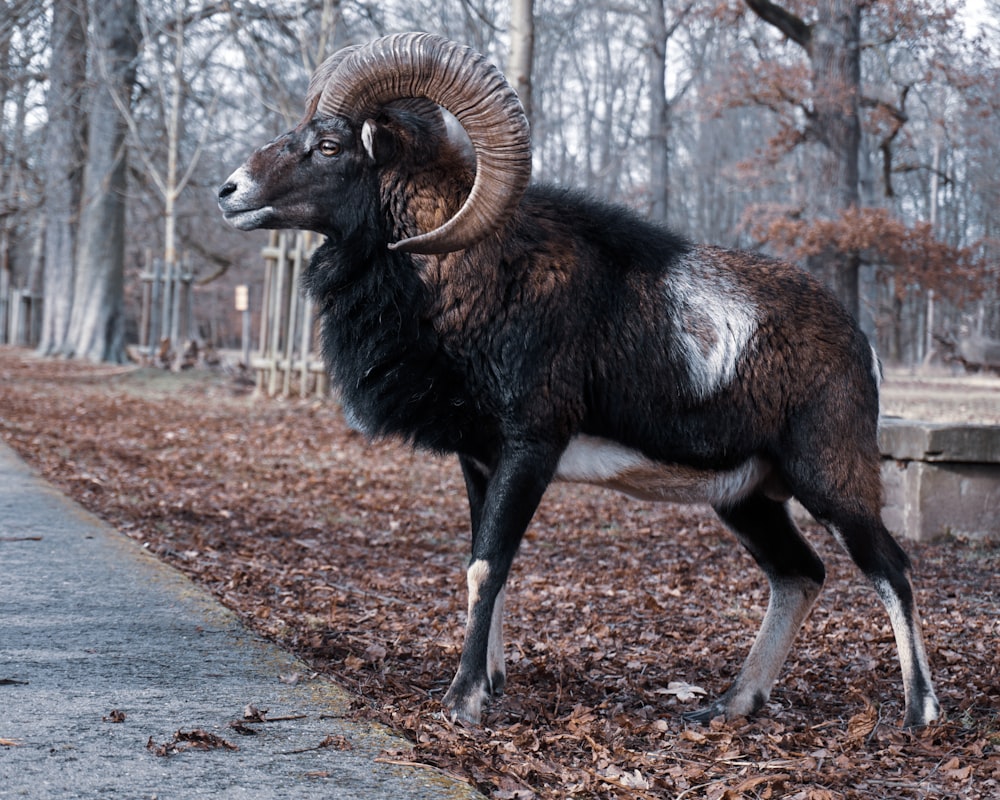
[218,181,237,201]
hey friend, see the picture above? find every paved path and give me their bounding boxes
[0,442,481,799]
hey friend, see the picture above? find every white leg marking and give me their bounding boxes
[724,575,822,717]
[466,559,490,615]
[444,559,495,725]
[825,524,849,552]
[873,577,940,725]
[487,587,506,693]
[827,527,939,725]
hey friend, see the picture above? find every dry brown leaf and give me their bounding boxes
[2,350,999,799]
[845,696,878,744]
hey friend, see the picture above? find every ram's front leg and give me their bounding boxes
[458,457,509,698]
[443,558,509,724]
[444,448,553,725]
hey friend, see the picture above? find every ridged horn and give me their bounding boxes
[309,32,531,255]
[302,45,361,123]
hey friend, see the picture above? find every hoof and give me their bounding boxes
[443,676,490,726]
[488,669,506,698]
[681,688,766,725]
[682,703,726,725]
[903,693,941,729]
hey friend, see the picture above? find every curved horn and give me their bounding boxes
[312,32,531,255]
[302,45,361,123]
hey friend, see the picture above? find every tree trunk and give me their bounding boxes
[0,237,8,343]
[746,0,863,321]
[37,0,88,355]
[64,0,141,362]
[810,0,861,211]
[509,0,535,127]
[647,0,670,222]
[809,0,862,320]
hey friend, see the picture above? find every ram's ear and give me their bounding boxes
[361,119,397,165]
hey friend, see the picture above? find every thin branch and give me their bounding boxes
[92,35,168,199]
[184,238,235,285]
[861,90,910,126]
[744,0,812,50]
[174,46,226,196]
[893,162,953,185]
[862,86,911,197]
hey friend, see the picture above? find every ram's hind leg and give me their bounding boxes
[790,432,940,728]
[686,492,825,723]
[809,506,940,727]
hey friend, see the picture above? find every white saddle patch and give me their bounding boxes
[554,435,780,506]
[671,255,758,397]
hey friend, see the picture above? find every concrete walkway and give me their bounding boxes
[0,442,481,799]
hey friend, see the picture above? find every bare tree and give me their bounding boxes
[745,0,863,319]
[121,1,226,271]
[37,0,88,355]
[63,0,141,362]
[508,0,534,125]
[5,0,992,362]
[1,1,49,342]
[645,0,697,223]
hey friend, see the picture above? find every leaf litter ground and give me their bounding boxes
[1,347,998,799]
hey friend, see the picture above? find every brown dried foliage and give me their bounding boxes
[742,204,986,300]
[146,728,239,757]
[0,348,998,798]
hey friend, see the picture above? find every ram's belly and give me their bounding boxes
[554,435,776,506]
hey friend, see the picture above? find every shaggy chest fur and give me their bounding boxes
[307,241,505,458]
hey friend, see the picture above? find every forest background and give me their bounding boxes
[0,0,998,366]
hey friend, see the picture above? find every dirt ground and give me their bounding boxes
[879,368,1000,425]
[0,345,998,799]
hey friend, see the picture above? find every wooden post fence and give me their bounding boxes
[139,250,196,364]
[253,230,328,397]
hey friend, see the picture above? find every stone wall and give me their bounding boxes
[879,419,1000,542]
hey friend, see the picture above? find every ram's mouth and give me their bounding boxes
[221,206,274,231]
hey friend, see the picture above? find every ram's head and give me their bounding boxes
[218,32,532,254]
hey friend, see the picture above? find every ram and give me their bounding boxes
[218,32,939,728]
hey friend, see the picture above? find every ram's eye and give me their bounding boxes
[317,140,341,157]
